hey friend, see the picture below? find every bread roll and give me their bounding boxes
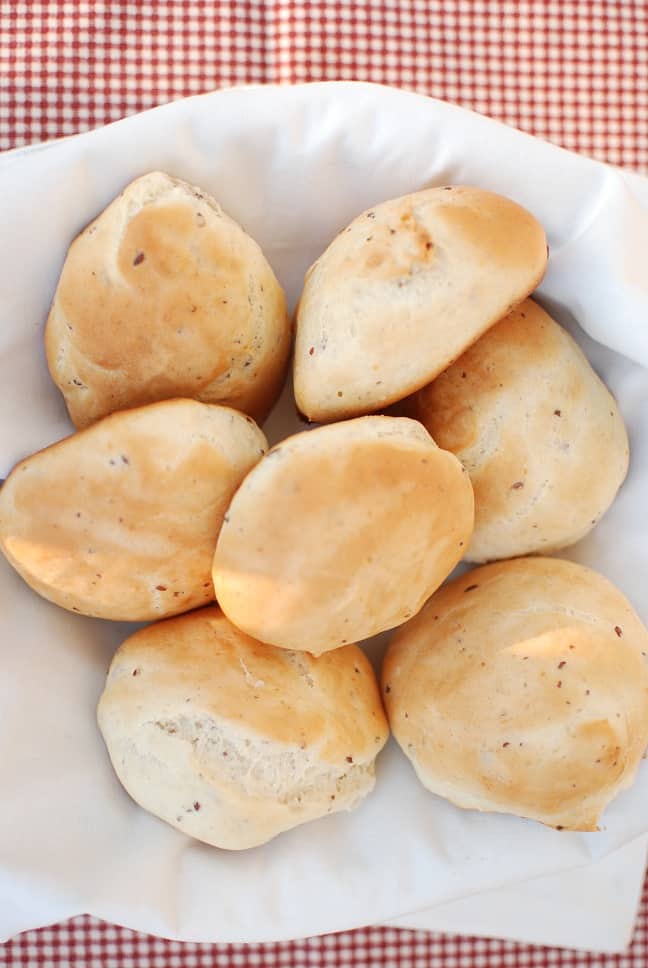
[97,606,389,849]
[294,186,547,422]
[407,299,629,561]
[0,399,267,621]
[383,557,648,831]
[46,171,291,428]
[212,415,474,655]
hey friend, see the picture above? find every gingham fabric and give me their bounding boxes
[1,1,648,966]
[2,904,648,968]
[1,0,647,169]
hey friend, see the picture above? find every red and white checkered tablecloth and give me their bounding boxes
[1,2,648,966]
[1,0,647,169]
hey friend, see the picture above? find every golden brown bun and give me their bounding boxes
[407,299,629,561]
[0,399,267,621]
[383,557,648,831]
[97,606,389,849]
[294,186,547,422]
[212,415,474,655]
[46,171,291,428]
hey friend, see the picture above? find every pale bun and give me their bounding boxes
[0,399,267,621]
[383,557,648,831]
[46,171,291,428]
[212,415,474,655]
[294,186,547,422]
[408,299,629,561]
[97,606,389,849]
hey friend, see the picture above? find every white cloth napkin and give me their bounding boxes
[386,837,648,953]
[1,82,648,945]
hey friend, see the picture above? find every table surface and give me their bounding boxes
[1,2,647,966]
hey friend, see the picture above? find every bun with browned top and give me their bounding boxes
[407,298,629,561]
[98,606,389,849]
[212,415,474,655]
[46,171,291,428]
[294,186,547,422]
[383,557,648,831]
[0,399,267,620]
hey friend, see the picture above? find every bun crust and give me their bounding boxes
[212,415,474,655]
[98,606,389,849]
[46,171,291,428]
[408,299,629,561]
[294,186,547,422]
[383,557,648,831]
[0,399,267,620]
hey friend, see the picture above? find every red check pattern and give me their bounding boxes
[2,1,648,965]
[1,896,648,968]
[0,0,647,169]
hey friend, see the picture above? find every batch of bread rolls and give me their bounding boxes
[1,172,646,850]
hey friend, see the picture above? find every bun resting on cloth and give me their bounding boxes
[97,606,389,850]
[0,399,267,621]
[382,557,648,831]
[294,185,547,422]
[407,298,629,562]
[212,415,474,655]
[46,171,291,428]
